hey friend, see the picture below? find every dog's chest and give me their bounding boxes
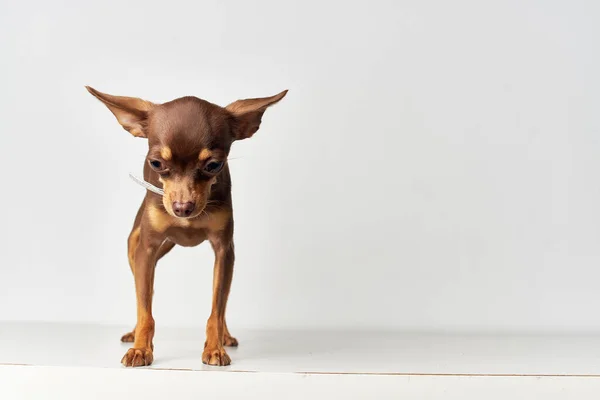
[166,226,208,247]
[160,210,230,247]
[147,206,231,247]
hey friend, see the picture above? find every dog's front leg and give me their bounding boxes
[121,234,160,367]
[202,234,235,366]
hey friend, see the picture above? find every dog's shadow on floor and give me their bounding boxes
[149,330,370,367]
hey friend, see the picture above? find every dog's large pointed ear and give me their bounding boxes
[85,86,155,138]
[226,90,288,140]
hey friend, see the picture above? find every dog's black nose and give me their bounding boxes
[172,201,195,217]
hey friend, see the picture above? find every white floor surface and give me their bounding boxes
[2,322,600,399]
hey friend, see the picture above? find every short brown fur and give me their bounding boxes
[86,86,287,367]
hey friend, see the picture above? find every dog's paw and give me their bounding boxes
[202,346,231,366]
[121,347,153,367]
[223,333,238,347]
[120,331,135,343]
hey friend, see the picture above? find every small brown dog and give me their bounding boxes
[86,86,287,367]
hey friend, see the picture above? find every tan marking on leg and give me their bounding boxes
[128,227,141,268]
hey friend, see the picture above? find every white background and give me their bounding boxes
[1,0,599,333]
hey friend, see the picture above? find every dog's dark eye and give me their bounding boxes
[149,160,163,170]
[204,161,224,174]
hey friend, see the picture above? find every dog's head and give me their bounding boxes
[86,86,287,219]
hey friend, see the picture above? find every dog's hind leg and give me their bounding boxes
[223,319,238,347]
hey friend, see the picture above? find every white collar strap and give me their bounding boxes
[129,173,165,196]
